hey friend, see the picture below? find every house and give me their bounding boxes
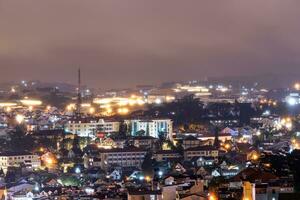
[197,132,232,143]
[221,127,238,136]
[193,156,216,167]
[175,180,205,200]
[108,169,121,180]
[127,189,163,200]
[173,163,187,174]
[242,181,293,200]
[177,193,207,200]
[230,167,278,183]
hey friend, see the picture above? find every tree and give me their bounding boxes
[135,130,145,137]
[72,135,83,156]
[288,150,300,191]
[141,153,154,177]
[119,120,128,136]
[213,126,220,148]
[8,126,37,152]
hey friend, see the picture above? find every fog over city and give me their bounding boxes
[1,1,300,88]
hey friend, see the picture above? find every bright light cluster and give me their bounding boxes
[20,99,42,106]
[93,96,145,106]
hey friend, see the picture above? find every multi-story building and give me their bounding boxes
[197,133,232,143]
[182,135,203,149]
[127,189,163,200]
[184,146,218,160]
[65,117,120,137]
[0,152,41,173]
[126,119,173,138]
[153,150,182,162]
[98,146,147,170]
[129,136,158,150]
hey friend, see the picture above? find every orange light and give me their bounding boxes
[224,143,231,150]
[208,193,217,200]
[145,176,151,182]
[89,107,95,114]
[252,154,259,160]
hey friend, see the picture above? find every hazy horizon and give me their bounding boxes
[1,1,300,88]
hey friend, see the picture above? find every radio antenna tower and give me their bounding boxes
[76,68,82,116]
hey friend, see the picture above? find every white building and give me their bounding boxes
[0,152,41,173]
[65,118,120,137]
[126,119,173,138]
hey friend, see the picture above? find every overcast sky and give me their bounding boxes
[0,1,300,88]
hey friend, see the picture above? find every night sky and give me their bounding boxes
[0,1,300,88]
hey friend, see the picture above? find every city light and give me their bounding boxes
[294,83,300,90]
[75,167,81,174]
[66,104,76,111]
[145,176,151,182]
[0,102,17,107]
[117,107,129,115]
[89,107,95,114]
[287,97,297,106]
[20,99,42,106]
[224,143,231,150]
[46,105,51,111]
[15,114,25,124]
[29,106,33,111]
[155,98,162,104]
[81,103,91,107]
[252,153,259,161]
[5,107,11,112]
[208,192,217,200]
[158,171,163,177]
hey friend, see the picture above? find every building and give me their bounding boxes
[0,152,41,173]
[31,129,65,140]
[126,119,173,138]
[198,132,232,143]
[65,117,120,137]
[184,146,219,160]
[182,136,203,150]
[98,146,147,170]
[127,189,163,200]
[129,136,158,150]
[153,150,182,162]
